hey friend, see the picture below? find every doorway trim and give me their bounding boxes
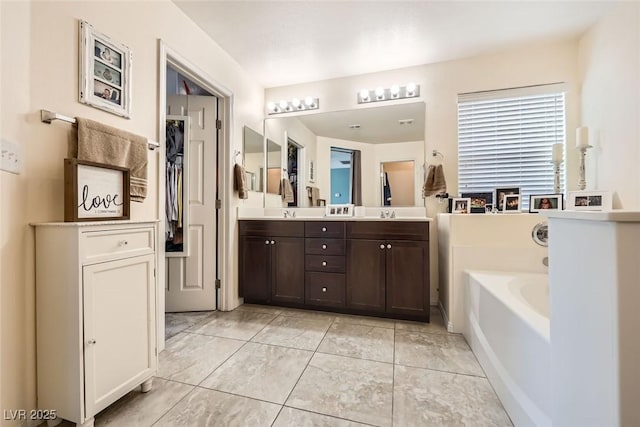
[157,40,234,350]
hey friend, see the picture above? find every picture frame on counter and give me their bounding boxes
[64,158,130,222]
[495,187,520,211]
[461,192,493,214]
[325,203,354,217]
[79,20,132,118]
[567,190,612,211]
[502,194,521,213]
[529,194,564,213]
[451,197,471,214]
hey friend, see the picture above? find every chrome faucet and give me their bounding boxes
[283,209,296,218]
[380,210,395,219]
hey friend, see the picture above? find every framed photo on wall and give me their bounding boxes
[567,190,612,211]
[529,194,564,213]
[79,20,132,118]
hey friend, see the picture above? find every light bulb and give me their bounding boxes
[291,98,301,108]
[390,85,400,97]
[279,100,288,109]
[304,97,315,107]
[267,102,276,112]
[359,89,370,101]
[375,87,385,99]
[406,82,417,96]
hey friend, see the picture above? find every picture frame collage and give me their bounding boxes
[450,188,613,215]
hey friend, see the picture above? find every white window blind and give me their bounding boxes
[457,84,566,210]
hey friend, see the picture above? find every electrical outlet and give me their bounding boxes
[1,138,22,174]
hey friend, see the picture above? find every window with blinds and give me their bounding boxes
[457,84,566,210]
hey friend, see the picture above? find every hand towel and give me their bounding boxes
[280,178,294,203]
[306,186,320,206]
[75,117,148,202]
[234,163,249,199]
[423,164,447,197]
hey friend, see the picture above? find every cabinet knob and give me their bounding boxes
[322,287,327,292]
[322,227,327,232]
[271,240,275,245]
[380,244,385,249]
[265,240,270,245]
[387,244,392,249]
[118,240,129,246]
[87,339,97,345]
[322,261,327,266]
[321,244,327,250]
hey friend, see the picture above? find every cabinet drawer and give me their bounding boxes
[346,221,429,241]
[82,227,155,263]
[305,255,346,273]
[305,222,345,238]
[305,272,345,307]
[239,220,304,237]
[305,239,345,255]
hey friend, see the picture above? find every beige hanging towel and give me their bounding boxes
[423,164,447,197]
[306,186,320,206]
[234,163,249,199]
[74,117,148,202]
[280,177,294,203]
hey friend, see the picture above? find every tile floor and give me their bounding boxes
[60,305,513,426]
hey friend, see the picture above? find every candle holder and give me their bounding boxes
[552,160,562,194]
[578,144,592,190]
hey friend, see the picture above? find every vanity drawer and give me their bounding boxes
[346,221,429,241]
[305,239,345,255]
[305,222,345,239]
[81,226,155,263]
[239,220,304,237]
[305,255,346,273]
[305,272,345,307]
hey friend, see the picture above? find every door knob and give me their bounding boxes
[322,227,327,232]
[321,244,327,249]
[322,287,327,292]
[270,240,275,245]
[387,244,392,249]
[322,261,327,266]
[265,240,269,245]
[380,244,385,249]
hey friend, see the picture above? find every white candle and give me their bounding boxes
[552,143,563,162]
[576,127,589,148]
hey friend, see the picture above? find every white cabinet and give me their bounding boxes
[34,221,157,427]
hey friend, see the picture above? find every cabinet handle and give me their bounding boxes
[322,261,327,266]
[322,227,327,232]
[321,244,327,250]
[271,240,275,245]
[118,240,129,246]
[387,244,392,249]
[87,339,97,345]
[322,287,327,292]
[265,240,270,245]
[380,244,385,249]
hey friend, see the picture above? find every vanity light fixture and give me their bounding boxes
[357,83,420,104]
[267,96,320,115]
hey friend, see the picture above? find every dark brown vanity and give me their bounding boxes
[239,220,430,321]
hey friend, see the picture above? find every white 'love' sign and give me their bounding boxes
[76,163,125,218]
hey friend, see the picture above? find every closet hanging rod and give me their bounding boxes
[40,109,160,150]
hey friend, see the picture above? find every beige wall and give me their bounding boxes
[578,3,640,209]
[0,0,263,421]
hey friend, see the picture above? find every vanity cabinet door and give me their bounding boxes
[240,236,271,303]
[385,240,430,318]
[271,237,305,304]
[346,239,386,312]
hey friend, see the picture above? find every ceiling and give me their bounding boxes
[174,1,613,88]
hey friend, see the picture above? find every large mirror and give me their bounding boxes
[264,102,425,207]
[242,125,264,192]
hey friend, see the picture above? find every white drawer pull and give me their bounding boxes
[118,240,129,246]
[322,227,327,232]
[322,287,327,292]
[265,240,270,245]
[380,244,385,249]
[387,244,392,249]
[271,240,275,245]
[322,261,327,266]
[322,244,327,249]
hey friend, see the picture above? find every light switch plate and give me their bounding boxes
[1,138,22,174]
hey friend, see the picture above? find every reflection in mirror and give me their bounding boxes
[330,147,353,204]
[381,160,415,206]
[264,102,425,207]
[266,139,282,195]
[242,126,264,192]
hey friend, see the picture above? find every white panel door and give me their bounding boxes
[166,95,217,311]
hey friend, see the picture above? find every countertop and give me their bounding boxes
[237,216,432,222]
[539,210,640,222]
